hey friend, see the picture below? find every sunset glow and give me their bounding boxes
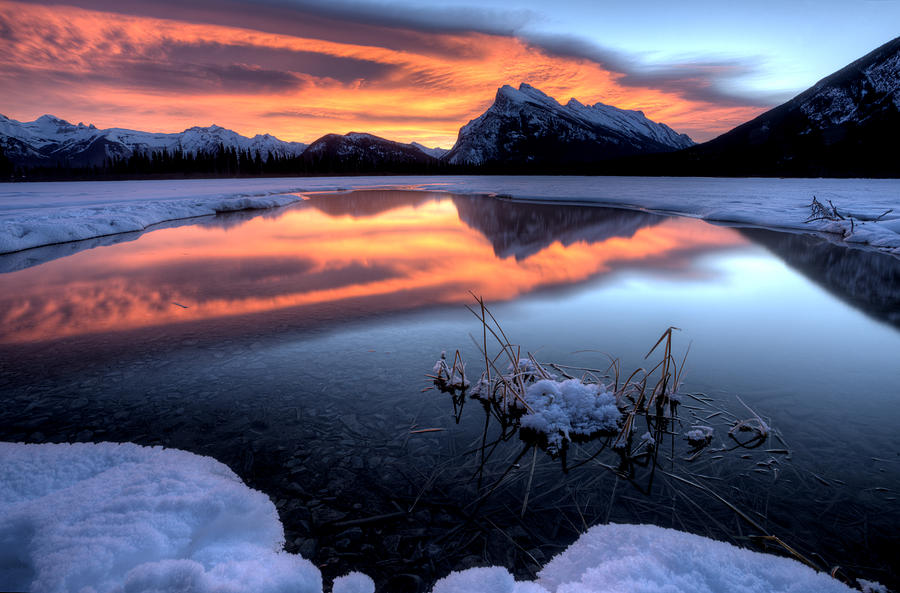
[0,1,773,145]
[0,193,748,343]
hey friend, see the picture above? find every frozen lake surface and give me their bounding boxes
[1,187,898,591]
[1,176,899,255]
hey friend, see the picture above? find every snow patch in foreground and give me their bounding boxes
[434,524,858,593]
[0,442,860,593]
[0,441,320,593]
[536,523,856,593]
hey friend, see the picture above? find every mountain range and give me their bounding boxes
[0,90,694,176]
[0,115,308,169]
[0,115,448,173]
[1,35,898,178]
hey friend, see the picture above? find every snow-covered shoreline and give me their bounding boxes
[0,441,863,593]
[1,176,899,257]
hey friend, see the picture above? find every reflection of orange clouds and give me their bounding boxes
[0,197,746,343]
[0,1,764,144]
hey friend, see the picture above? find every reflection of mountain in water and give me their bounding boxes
[743,229,900,329]
[452,195,666,260]
[304,190,439,218]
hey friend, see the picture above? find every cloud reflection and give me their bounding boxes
[0,191,748,343]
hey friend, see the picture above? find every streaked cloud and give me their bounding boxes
[0,0,777,143]
[523,33,783,108]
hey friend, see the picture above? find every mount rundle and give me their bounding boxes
[0,83,692,171]
[444,83,693,166]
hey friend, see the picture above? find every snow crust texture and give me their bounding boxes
[520,379,620,451]
[0,192,303,254]
[0,441,321,593]
[332,572,376,593]
[0,442,864,593]
[431,525,857,593]
[535,523,856,593]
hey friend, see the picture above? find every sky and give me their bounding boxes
[1,0,898,145]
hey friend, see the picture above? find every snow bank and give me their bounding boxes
[431,566,548,593]
[333,572,376,593]
[0,193,303,254]
[431,525,857,593]
[0,177,405,254]
[1,176,899,256]
[520,379,620,452]
[536,523,857,593]
[0,441,321,593]
[0,442,865,593]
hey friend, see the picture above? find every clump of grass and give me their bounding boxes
[728,396,770,448]
[431,294,692,471]
[426,350,470,423]
[424,295,799,518]
[422,297,869,589]
[430,350,469,393]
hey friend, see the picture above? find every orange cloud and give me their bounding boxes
[0,1,766,145]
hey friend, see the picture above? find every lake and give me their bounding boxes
[1,189,898,591]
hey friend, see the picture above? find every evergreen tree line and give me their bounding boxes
[0,141,711,180]
[0,145,15,179]
[2,143,462,181]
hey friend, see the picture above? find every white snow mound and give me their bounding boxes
[333,572,376,593]
[520,379,620,450]
[432,566,549,593]
[431,524,857,593]
[0,442,869,593]
[0,441,321,593]
[537,523,856,593]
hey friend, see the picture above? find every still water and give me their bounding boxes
[1,190,898,590]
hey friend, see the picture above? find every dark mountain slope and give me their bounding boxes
[639,36,900,177]
[302,132,442,174]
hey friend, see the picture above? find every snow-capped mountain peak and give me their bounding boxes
[410,142,449,159]
[445,83,693,166]
[35,114,69,127]
[495,83,560,110]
